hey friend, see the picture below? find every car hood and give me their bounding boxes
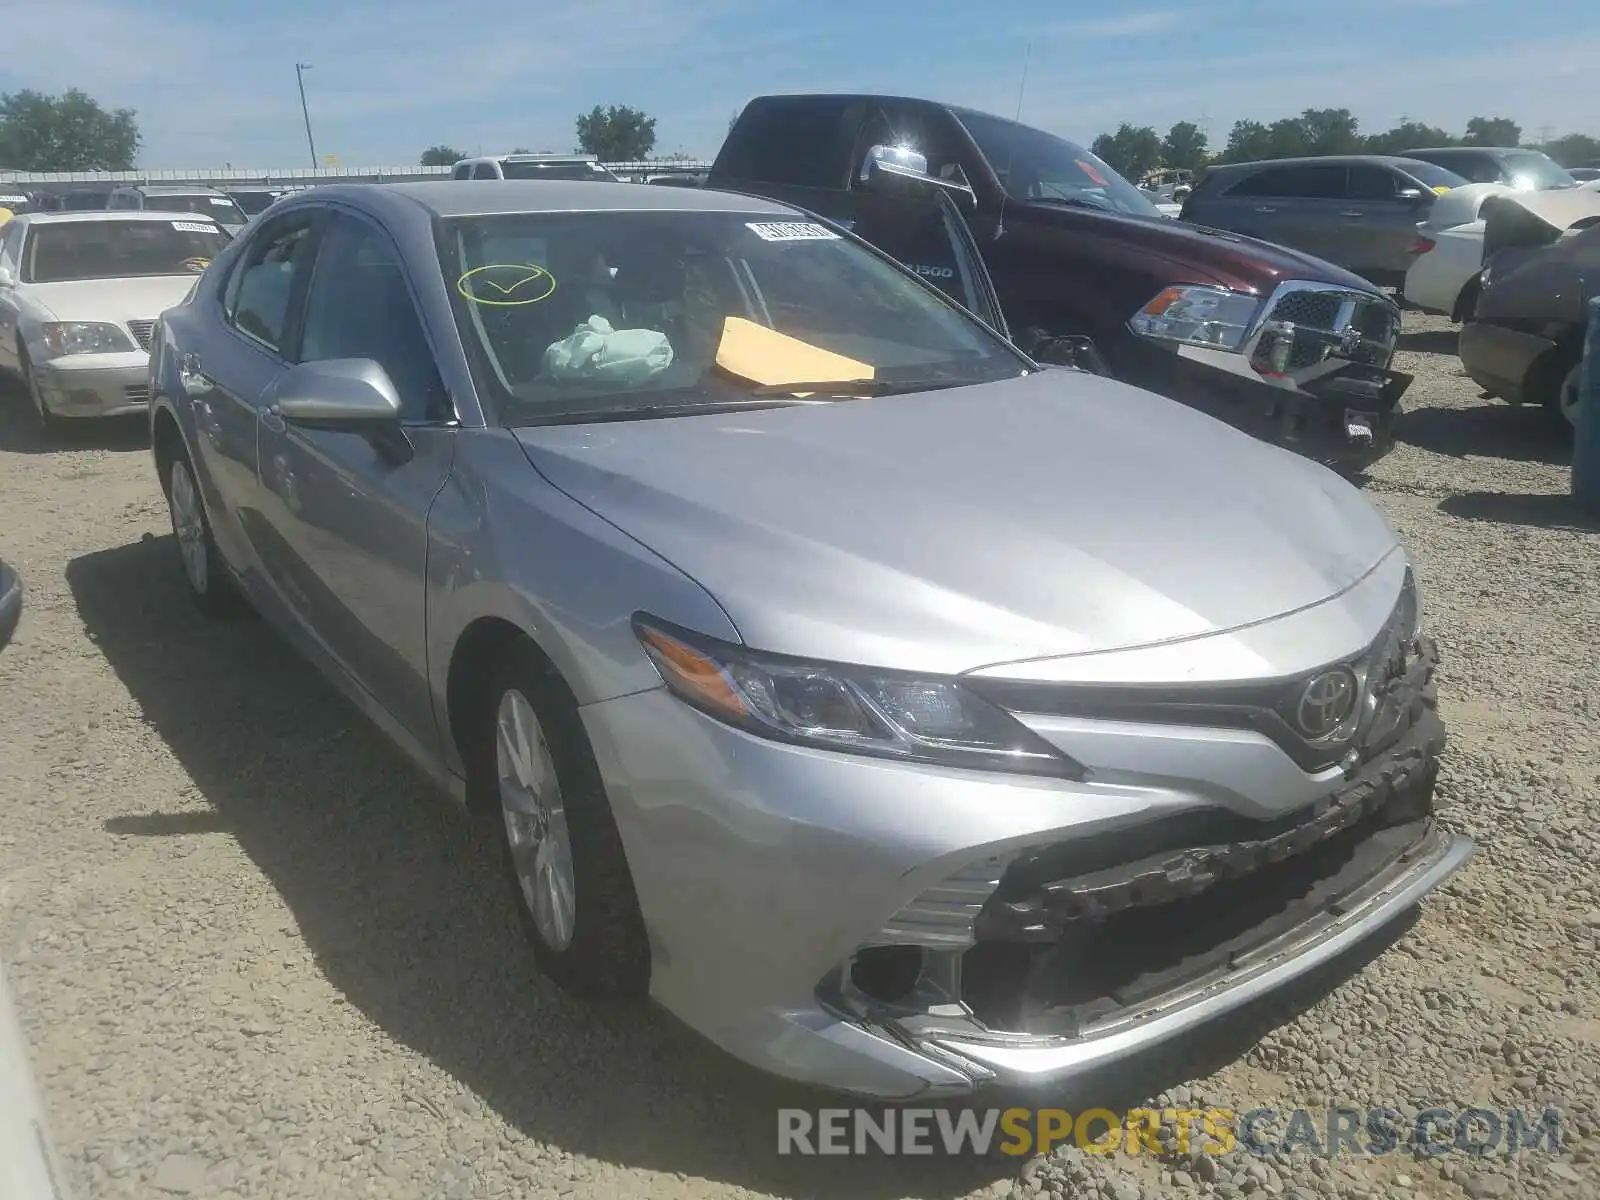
[514,371,1397,676]
[1013,201,1380,295]
[19,275,199,324]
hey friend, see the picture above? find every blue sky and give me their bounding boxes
[2,0,1595,168]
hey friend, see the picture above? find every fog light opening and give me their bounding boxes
[848,945,924,1005]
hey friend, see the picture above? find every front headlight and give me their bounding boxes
[1128,285,1263,352]
[633,616,1083,778]
[39,321,135,358]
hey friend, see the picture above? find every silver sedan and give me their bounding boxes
[148,180,1471,1099]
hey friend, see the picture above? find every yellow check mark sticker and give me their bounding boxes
[457,263,557,306]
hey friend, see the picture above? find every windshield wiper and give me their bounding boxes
[524,398,812,425]
[747,378,967,397]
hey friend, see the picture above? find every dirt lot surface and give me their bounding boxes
[1,312,1597,1200]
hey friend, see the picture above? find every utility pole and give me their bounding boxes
[295,63,319,169]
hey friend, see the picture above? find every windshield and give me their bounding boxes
[440,210,1028,425]
[1502,152,1577,190]
[148,194,248,223]
[1399,161,1469,190]
[60,192,109,211]
[22,219,230,283]
[955,111,1162,218]
[228,191,279,215]
[499,162,617,182]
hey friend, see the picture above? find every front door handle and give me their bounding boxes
[261,404,286,433]
[1254,206,1278,214]
[1339,210,1365,218]
[178,352,212,396]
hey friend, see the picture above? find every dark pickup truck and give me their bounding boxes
[707,94,1412,468]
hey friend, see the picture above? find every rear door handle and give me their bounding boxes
[1340,210,1365,218]
[1253,206,1278,214]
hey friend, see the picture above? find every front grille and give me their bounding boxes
[1255,286,1400,372]
[126,320,156,351]
[123,384,149,403]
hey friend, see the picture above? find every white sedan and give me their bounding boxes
[0,211,230,432]
[1402,183,1510,318]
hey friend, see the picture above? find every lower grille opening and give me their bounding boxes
[961,779,1436,1038]
[850,945,924,1005]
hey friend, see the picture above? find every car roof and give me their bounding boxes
[120,184,230,195]
[11,210,225,227]
[1206,154,1456,173]
[1407,146,1539,158]
[303,179,796,219]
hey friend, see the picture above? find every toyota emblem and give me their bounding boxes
[1296,668,1359,739]
[1337,324,1363,358]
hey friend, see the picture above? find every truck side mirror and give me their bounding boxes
[858,144,978,213]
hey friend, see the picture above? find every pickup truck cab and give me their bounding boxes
[709,94,1411,468]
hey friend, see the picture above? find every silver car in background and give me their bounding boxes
[148,180,1471,1098]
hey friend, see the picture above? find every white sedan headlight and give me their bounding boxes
[39,321,136,358]
[1128,285,1263,352]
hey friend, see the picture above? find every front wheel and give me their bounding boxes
[18,348,62,439]
[483,646,650,1000]
[162,451,246,618]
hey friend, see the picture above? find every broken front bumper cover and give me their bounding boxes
[905,822,1471,1088]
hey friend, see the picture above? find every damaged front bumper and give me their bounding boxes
[582,574,1470,1099]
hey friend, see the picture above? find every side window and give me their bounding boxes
[1462,156,1504,184]
[225,215,319,354]
[298,212,451,422]
[1346,166,1402,201]
[1,223,23,267]
[1227,165,1346,199]
[472,163,499,180]
[716,100,860,189]
[452,163,472,180]
[856,105,971,188]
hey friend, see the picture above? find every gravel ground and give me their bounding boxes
[0,310,1596,1200]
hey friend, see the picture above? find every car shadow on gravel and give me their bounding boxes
[1396,329,1459,355]
[67,533,1415,1196]
[0,388,150,455]
[1395,401,1571,465]
[1438,491,1600,531]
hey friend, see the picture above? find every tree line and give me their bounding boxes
[421,105,659,167]
[0,88,662,173]
[1091,111,1600,183]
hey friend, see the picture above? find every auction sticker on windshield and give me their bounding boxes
[746,222,840,242]
[171,221,218,234]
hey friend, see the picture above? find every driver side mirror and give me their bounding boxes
[858,144,978,213]
[276,358,403,427]
[1398,186,1432,206]
[1019,328,1111,377]
[0,266,13,288]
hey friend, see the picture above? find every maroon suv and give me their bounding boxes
[708,94,1411,468]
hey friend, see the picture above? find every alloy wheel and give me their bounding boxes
[496,688,577,951]
[167,460,209,595]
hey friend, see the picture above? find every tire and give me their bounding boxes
[479,643,650,999]
[1557,362,1583,430]
[18,347,62,439]
[160,448,246,618]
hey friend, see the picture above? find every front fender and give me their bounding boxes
[425,430,739,777]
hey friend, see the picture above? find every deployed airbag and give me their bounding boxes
[542,315,674,386]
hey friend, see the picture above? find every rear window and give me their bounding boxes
[23,219,230,283]
[716,100,859,189]
[146,194,248,223]
[498,161,616,181]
